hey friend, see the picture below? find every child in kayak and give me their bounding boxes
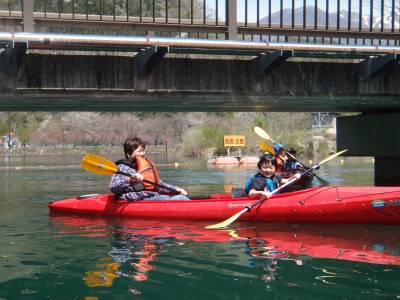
[245,154,301,199]
[283,148,302,170]
[273,143,286,171]
[109,137,189,201]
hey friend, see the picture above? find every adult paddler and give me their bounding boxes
[109,137,189,201]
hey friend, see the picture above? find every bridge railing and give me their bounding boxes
[0,0,398,46]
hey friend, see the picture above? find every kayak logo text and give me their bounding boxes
[387,199,400,206]
[370,200,386,208]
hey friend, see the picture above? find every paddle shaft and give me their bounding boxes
[115,170,213,198]
[108,166,210,198]
[116,170,181,195]
[284,151,330,186]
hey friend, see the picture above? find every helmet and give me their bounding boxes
[273,143,283,151]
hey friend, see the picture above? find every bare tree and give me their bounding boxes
[60,112,101,146]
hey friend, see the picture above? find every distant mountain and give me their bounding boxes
[260,5,398,30]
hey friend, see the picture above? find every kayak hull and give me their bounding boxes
[48,186,400,224]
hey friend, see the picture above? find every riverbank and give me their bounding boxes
[206,156,259,165]
[0,131,339,164]
[0,144,169,156]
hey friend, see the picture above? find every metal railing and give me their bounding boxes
[0,0,399,45]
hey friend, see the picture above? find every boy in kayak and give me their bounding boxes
[245,154,301,199]
[283,148,302,170]
[109,137,189,201]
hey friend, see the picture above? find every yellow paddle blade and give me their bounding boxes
[227,230,241,238]
[254,126,271,141]
[81,154,119,175]
[205,208,247,229]
[259,141,276,155]
[318,149,348,166]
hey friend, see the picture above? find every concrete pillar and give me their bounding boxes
[226,0,237,40]
[22,0,34,32]
[375,157,400,186]
[337,112,400,186]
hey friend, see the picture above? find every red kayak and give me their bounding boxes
[48,186,400,224]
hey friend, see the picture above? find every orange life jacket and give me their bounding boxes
[136,157,160,191]
[276,157,285,171]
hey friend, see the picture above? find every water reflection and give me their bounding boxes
[83,258,121,287]
[50,215,400,290]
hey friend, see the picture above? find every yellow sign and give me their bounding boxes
[224,135,245,147]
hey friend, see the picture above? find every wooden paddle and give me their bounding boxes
[205,149,347,229]
[255,127,330,186]
[81,153,181,195]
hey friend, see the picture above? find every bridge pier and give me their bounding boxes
[374,157,400,186]
[337,112,400,186]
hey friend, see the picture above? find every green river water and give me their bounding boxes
[1,153,399,300]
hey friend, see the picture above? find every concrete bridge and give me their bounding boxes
[0,0,400,186]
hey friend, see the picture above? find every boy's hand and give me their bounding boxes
[262,191,273,199]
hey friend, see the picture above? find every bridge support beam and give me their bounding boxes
[360,53,400,80]
[252,50,293,78]
[0,41,27,89]
[337,112,400,186]
[0,42,27,73]
[133,45,168,91]
[133,45,169,76]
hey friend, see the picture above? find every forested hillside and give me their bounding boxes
[0,111,334,157]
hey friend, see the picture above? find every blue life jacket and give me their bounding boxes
[245,173,280,195]
[283,161,297,170]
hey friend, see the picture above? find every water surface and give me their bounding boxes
[1,154,399,300]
